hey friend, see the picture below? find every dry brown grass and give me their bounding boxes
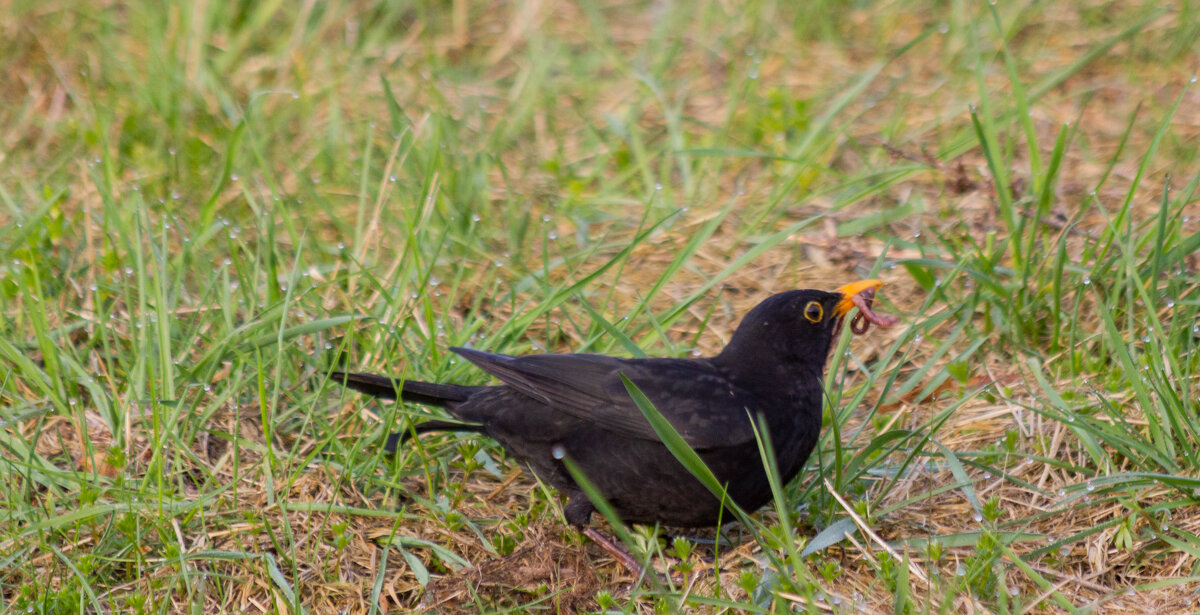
[4,0,1200,613]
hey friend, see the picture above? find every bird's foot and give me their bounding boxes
[581,527,694,587]
[581,527,647,579]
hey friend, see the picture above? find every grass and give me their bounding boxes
[2,0,1199,612]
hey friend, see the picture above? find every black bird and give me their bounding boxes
[331,280,896,568]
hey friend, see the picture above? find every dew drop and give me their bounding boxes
[552,444,566,459]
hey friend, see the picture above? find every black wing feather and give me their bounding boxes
[451,346,757,448]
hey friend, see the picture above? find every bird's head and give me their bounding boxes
[717,280,897,374]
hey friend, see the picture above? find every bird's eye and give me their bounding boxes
[803,301,823,323]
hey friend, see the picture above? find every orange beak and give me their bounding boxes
[834,279,884,318]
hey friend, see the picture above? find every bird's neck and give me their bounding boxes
[712,352,828,403]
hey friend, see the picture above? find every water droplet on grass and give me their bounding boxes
[552,444,565,459]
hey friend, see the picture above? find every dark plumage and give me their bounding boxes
[331,281,896,530]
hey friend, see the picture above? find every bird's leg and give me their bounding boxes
[564,496,648,580]
[581,526,646,578]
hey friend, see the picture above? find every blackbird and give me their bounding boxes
[331,280,897,567]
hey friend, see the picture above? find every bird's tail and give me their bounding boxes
[328,371,485,452]
[328,371,476,407]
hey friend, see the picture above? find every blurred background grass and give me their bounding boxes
[2,0,1199,612]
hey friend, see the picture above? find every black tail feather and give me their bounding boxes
[327,371,485,453]
[385,421,486,453]
[328,371,475,407]
[329,371,400,398]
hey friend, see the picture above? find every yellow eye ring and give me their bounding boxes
[803,301,823,323]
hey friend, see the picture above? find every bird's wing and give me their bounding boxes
[451,347,758,448]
